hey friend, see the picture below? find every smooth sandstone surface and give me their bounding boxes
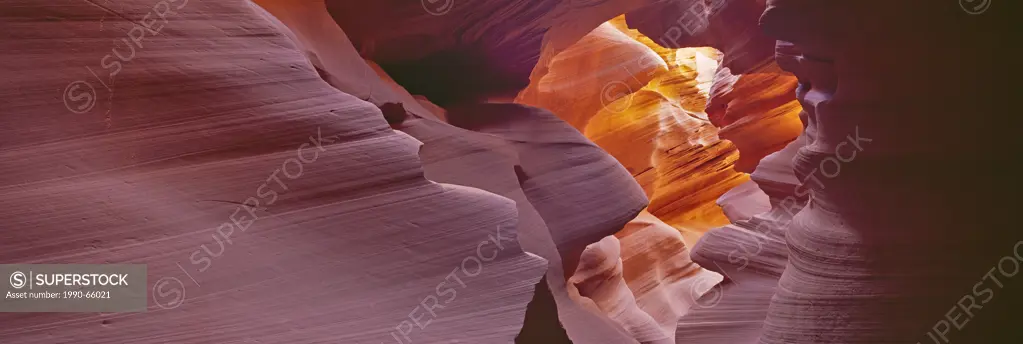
[0,1,549,343]
[5,0,1011,343]
[399,112,646,344]
[443,103,652,344]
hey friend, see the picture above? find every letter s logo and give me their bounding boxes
[10,271,26,289]
[152,277,185,309]
[63,81,97,114]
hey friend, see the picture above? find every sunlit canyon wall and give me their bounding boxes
[0,0,1015,343]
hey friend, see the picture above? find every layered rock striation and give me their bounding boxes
[3,0,1012,343]
[632,1,1017,343]
[0,1,549,343]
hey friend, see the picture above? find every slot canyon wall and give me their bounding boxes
[0,0,1016,343]
[629,0,1017,343]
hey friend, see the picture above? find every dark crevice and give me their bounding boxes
[515,276,574,344]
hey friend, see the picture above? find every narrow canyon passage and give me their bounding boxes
[0,0,1016,343]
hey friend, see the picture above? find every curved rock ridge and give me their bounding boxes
[607,15,721,114]
[668,0,1017,343]
[517,23,670,131]
[715,180,770,222]
[569,211,723,344]
[680,134,806,343]
[397,108,647,344]
[755,1,1017,343]
[250,0,442,120]
[0,1,548,343]
[441,103,652,344]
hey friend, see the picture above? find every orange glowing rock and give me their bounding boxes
[707,62,803,172]
[526,16,803,243]
[517,23,668,131]
[518,18,759,342]
[583,88,748,245]
[542,32,747,242]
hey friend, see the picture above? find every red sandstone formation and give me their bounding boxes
[706,62,802,172]
[1,0,1015,343]
[519,20,752,240]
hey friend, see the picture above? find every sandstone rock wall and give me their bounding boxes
[0,1,550,343]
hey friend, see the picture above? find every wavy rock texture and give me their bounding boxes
[614,2,797,342]
[622,0,802,173]
[5,1,1010,344]
[754,1,1016,342]
[0,1,551,343]
[286,9,766,342]
[706,62,802,172]
[715,180,770,222]
[443,103,650,344]
[569,211,722,344]
[399,116,641,343]
[397,109,647,344]
[250,0,442,120]
[259,11,802,344]
[243,4,697,343]
[517,23,669,131]
[681,134,805,343]
[640,0,1016,343]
